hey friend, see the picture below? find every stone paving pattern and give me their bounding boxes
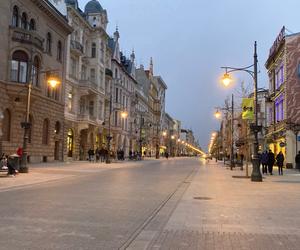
[141,161,300,250]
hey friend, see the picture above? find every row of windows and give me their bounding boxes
[10,50,60,100]
[12,5,63,60]
[2,108,60,145]
[12,5,36,30]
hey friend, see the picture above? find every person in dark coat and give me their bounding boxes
[88,148,94,162]
[295,151,300,171]
[267,149,275,175]
[276,151,285,175]
[261,150,269,174]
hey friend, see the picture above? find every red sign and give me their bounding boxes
[269,26,285,57]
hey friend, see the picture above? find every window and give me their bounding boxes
[70,57,76,78]
[100,42,104,62]
[12,6,19,27]
[21,12,27,29]
[115,68,118,78]
[57,41,62,61]
[91,43,96,58]
[99,70,104,89]
[114,111,118,126]
[2,109,11,141]
[54,121,60,134]
[32,56,40,87]
[90,68,96,83]
[275,94,284,122]
[275,64,284,89]
[98,101,103,120]
[42,119,49,145]
[89,101,94,117]
[81,65,86,80]
[11,50,28,83]
[29,19,35,30]
[115,88,119,102]
[46,32,52,53]
[67,129,74,157]
[79,98,85,114]
[68,92,73,112]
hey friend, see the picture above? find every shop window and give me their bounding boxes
[67,129,74,157]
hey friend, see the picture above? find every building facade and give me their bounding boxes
[0,0,72,162]
[265,26,300,168]
[64,0,110,160]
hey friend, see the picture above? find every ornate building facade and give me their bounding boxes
[0,0,72,163]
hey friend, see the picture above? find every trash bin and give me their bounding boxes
[8,154,20,171]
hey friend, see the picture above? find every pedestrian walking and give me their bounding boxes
[165,152,169,159]
[261,150,269,174]
[295,151,300,171]
[276,151,285,175]
[267,149,275,175]
[88,148,94,162]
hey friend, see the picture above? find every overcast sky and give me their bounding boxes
[79,0,300,150]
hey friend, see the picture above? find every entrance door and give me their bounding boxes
[54,141,59,160]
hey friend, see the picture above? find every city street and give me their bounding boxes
[0,158,198,250]
[1,158,300,249]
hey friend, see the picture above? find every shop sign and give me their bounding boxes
[242,98,254,120]
[269,26,285,58]
[279,142,286,147]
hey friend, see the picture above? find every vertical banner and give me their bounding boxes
[242,98,254,120]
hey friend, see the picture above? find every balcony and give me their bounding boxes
[78,113,97,124]
[10,26,44,51]
[79,78,98,95]
[70,40,84,56]
[266,119,287,135]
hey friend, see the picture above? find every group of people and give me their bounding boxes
[0,147,23,177]
[260,150,284,175]
[87,148,108,162]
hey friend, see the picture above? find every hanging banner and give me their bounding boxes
[242,98,254,120]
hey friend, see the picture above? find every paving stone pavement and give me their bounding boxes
[129,160,300,250]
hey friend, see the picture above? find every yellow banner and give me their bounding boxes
[242,98,254,120]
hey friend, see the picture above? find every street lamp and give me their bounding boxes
[220,41,262,182]
[20,73,61,173]
[106,109,128,164]
[214,110,222,119]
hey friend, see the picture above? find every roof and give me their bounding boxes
[84,0,103,14]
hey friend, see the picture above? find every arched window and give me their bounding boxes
[91,43,96,58]
[2,109,11,141]
[29,18,36,30]
[12,6,19,27]
[11,50,28,83]
[57,41,62,61]
[28,114,33,143]
[21,12,27,29]
[32,56,40,87]
[46,32,52,53]
[42,119,49,145]
[54,121,60,134]
[67,129,74,157]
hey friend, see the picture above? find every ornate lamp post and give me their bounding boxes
[19,72,60,173]
[220,41,262,182]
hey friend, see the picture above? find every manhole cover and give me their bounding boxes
[193,197,212,200]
